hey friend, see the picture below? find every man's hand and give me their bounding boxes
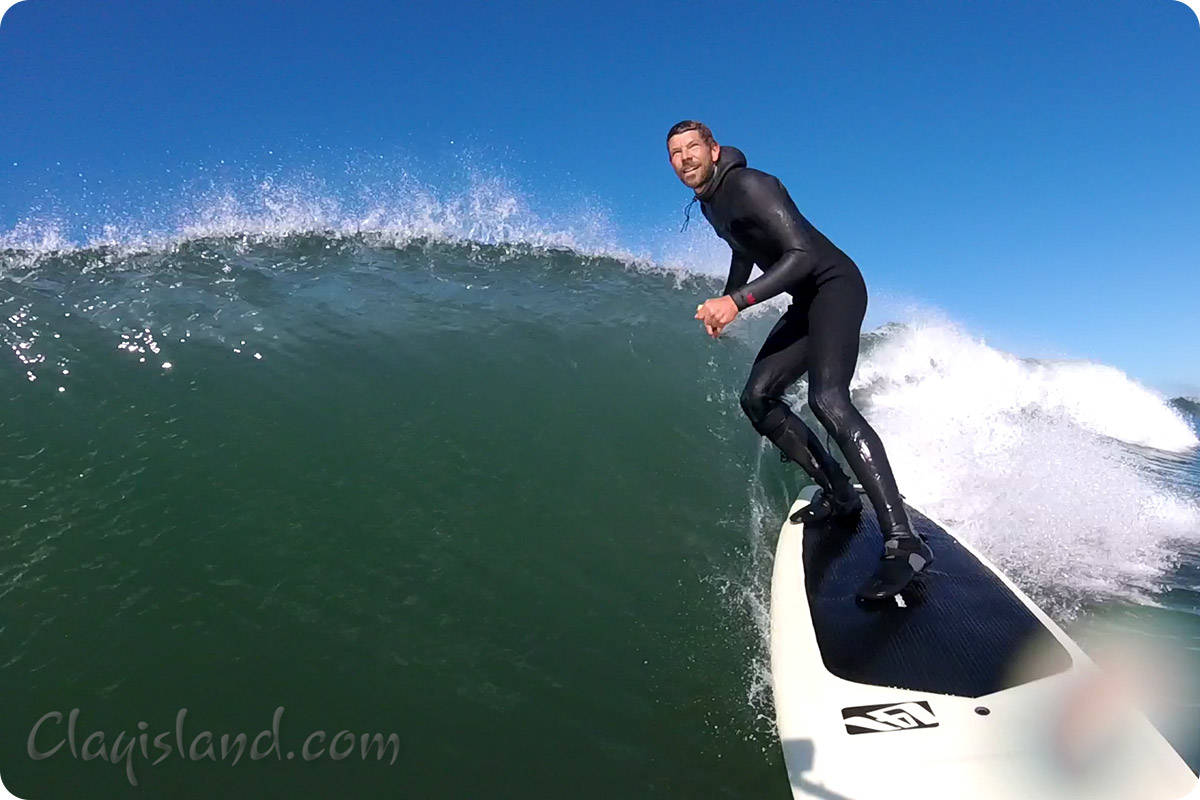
[694,296,739,338]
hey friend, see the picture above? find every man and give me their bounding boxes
[667,120,932,601]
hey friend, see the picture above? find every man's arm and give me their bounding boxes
[725,172,821,311]
[722,250,754,298]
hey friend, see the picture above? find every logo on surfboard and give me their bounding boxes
[841,701,938,735]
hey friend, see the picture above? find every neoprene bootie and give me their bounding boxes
[790,483,863,526]
[856,530,934,601]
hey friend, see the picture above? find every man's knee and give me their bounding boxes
[740,385,787,436]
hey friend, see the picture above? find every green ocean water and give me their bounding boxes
[1,235,1197,798]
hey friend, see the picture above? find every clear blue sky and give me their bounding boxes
[2,0,1198,394]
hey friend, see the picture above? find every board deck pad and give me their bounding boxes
[803,490,1073,697]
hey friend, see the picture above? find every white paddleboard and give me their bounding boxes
[770,485,1198,800]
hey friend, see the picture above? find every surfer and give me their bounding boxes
[667,120,932,601]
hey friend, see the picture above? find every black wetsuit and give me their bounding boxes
[695,145,913,540]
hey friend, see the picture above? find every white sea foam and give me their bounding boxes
[844,316,1200,617]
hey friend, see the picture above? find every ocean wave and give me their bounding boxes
[4,198,1197,626]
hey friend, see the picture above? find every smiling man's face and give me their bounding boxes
[668,129,720,190]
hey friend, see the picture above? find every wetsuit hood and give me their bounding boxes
[694,145,747,201]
